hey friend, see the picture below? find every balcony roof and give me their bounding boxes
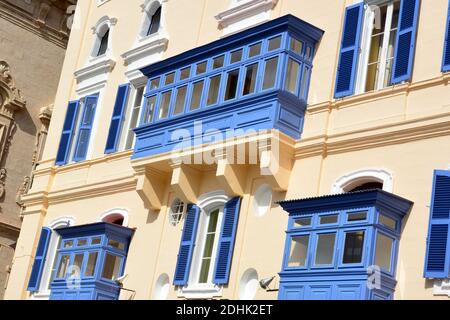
[140,14,324,77]
[278,189,414,217]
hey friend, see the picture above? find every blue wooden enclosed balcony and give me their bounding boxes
[278,190,413,300]
[132,15,324,160]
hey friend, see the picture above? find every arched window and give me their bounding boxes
[100,209,129,227]
[147,6,161,36]
[332,169,393,194]
[90,16,117,59]
[140,1,164,39]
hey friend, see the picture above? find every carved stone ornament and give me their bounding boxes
[0,61,26,116]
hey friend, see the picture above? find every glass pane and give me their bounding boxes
[379,214,396,230]
[82,101,96,126]
[315,233,336,265]
[173,86,187,115]
[91,237,101,245]
[213,56,224,69]
[57,255,70,278]
[196,62,207,75]
[294,217,311,227]
[63,240,74,248]
[320,215,338,225]
[180,67,191,80]
[144,96,157,123]
[268,36,282,51]
[85,252,98,277]
[249,43,262,58]
[147,6,161,36]
[199,258,211,284]
[300,67,309,99]
[375,233,394,272]
[77,239,87,247]
[288,235,310,267]
[262,57,278,90]
[230,49,243,64]
[243,64,258,96]
[74,130,90,159]
[190,81,204,111]
[348,211,367,222]
[285,58,300,94]
[305,46,312,58]
[158,91,171,120]
[102,254,122,281]
[149,78,160,90]
[125,87,144,149]
[164,73,175,86]
[343,231,365,264]
[224,69,240,101]
[207,75,221,105]
[72,253,84,275]
[207,209,219,233]
[290,38,303,55]
[108,239,125,251]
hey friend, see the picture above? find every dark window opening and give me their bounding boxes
[348,182,383,192]
[97,29,110,56]
[147,6,162,36]
[103,214,124,226]
[343,231,365,264]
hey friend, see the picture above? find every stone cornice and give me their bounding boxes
[215,0,278,28]
[74,58,116,82]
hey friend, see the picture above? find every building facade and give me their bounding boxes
[4,0,450,300]
[0,0,76,299]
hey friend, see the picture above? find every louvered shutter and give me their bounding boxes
[391,0,421,84]
[105,84,130,154]
[27,227,52,292]
[424,170,450,278]
[55,101,80,165]
[213,197,242,285]
[442,0,450,72]
[334,2,364,98]
[173,204,200,286]
[73,95,98,162]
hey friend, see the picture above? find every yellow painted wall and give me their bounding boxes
[5,0,450,300]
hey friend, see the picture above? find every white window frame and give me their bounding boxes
[30,217,76,300]
[89,16,117,62]
[355,0,399,94]
[139,0,165,40]
[332,168,394,194]
[117,82,146,151]
[179,191,229,299]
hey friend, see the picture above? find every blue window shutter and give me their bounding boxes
[173,204,200,286]
[213,197,242,285]
[334,2,364,98]
[27,227,52,292]
[72,95,99,162]
[391,0,421,84]
[105,84,130,154]
[55,101,80,165]
[442,0,450,72]
[424,170,450,278]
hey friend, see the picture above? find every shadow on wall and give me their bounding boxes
[15,106,37,137]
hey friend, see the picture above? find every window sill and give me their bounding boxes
[178,283,223,300]
[30,291,51,300]
[74,56,116,93]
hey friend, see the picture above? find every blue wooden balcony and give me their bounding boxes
[132,15,324,160]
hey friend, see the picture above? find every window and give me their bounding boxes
[285,58,300,94]
[243,64,258,96]
[379,214,396,230]
[207,75,221,105]
[190,81,204,111]
[357,1,400,93]
[169,199,185,226]
[97,29,109,56]
[288,235,310,267]
[191,206,223,285]
[72,96,98,162]
[224,69,240,100]
[320,215,338,225]
[122,85,145,150]
[144,96,157,123]
[294,217,312,227]
[147,6,161,36]
[158,91,172,120]
[342,231,365,264]
[198,209,220,283]
[315,233,336,265]
[375,233,394,272]
[174,86,188,115]
[262,57,278,90]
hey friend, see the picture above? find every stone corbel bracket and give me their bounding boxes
[0,61,26,117]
